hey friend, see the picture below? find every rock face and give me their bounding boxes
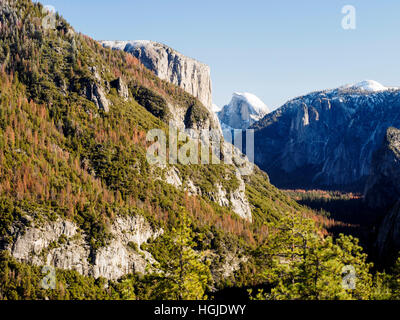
[7,215,162,280]
[218,92,269,130]
[164,166,252,222]
[101,40,212,111]
[101,40,222,134]
[252,80,400,191]
[110,77,129,101]
[229,172,252,222]
[375,201,400,263]
[364,127,400,209]
[83,66,111,112]
[86,82,110,112]
[363,127,400,261]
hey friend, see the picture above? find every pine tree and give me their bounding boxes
[154,207,211,300]
[251,212,373,300]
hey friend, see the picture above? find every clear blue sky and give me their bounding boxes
[39,0,400,110]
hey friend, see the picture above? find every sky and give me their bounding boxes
[38,0,400,110]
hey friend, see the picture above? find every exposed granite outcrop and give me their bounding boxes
[7,215,162,280]
[164,166,252,222]
[110,77,129,101]
[86,82,110,112]
[83,66,111,112]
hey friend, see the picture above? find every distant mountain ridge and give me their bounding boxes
[252,80,400,191]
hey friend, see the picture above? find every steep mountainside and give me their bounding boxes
[364,127,400,209]
[363,127,400,262]
[252,80,400,191]
[218,92,269,130]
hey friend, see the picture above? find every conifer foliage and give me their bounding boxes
[150,207,211,300]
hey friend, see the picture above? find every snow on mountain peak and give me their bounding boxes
[342,80,388,92]
[217,92,269,130]
[231,92,270,114]
[100,40,153,51]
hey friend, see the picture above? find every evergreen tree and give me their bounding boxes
[251,212,373,300]
[153,207,211,300]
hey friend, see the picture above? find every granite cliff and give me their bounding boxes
[363,127,400,262]
[101,41,212,110]
[101,40,221,132]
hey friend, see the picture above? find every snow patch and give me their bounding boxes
[100,40,152,51]
[212,103,222,113]
[341,80,388,92]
